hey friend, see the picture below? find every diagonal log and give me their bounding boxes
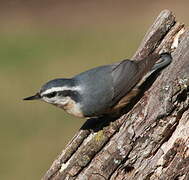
[43,10,189,180]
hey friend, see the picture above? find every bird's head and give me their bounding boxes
[23,78,81,108]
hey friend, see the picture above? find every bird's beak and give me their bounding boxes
[23,93,41,101]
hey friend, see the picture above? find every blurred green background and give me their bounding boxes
[1,1,188,179]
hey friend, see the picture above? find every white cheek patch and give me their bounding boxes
[52,96,84,118]
[55,96,70,106]
[42,96,51,103]
[41,86,82,96]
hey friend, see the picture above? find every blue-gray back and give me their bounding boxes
[74,65,114,116]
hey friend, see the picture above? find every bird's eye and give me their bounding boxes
[45,92,57,98]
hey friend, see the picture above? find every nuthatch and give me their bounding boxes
[23,53,172,118]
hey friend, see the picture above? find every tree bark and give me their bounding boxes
[42,10,189,180]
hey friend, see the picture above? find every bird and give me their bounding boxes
[23,53,172,118]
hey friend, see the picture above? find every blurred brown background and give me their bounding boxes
[1,1,188,179]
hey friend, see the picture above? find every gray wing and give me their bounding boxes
[110,59,142,105]
[110,53,161,106]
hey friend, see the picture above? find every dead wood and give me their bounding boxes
[43,10,189,180]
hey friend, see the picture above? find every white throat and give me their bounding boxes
[56,97,84,118]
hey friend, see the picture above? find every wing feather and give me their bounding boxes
[110,53,160,106]
[111,59,140,105]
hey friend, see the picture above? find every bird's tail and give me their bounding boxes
[136,52,172,87]
[151,52,172,72]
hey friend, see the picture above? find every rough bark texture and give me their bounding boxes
[43,10,189,180]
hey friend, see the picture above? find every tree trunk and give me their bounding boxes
[42,10,189,180]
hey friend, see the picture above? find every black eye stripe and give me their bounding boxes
[59,90,80,102]
[45,92,57,98]
[43,90,80,102]
[58,90,73,96]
